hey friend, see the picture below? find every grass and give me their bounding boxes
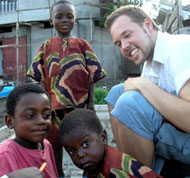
[94,87,108,104]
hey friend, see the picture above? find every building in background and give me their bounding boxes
[1,0,189,85]
[0,0,141,85]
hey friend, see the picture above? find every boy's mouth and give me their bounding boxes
[32,128,48,134]
[61,24,70,28]
[81,162,94,170]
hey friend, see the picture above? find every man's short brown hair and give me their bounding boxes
[105,5,159,30]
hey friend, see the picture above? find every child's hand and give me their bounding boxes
[7,167,44,178]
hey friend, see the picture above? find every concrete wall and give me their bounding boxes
[0,0,100,24]
[0,0,140,82]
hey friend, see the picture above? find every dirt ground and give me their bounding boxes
[0,119,5,128]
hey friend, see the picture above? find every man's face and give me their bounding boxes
[110,15,155,65]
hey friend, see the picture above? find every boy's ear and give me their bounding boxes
[100,129,108,144]
[74,18,77,24]
[49,18,53,26]
[5,114,14,129]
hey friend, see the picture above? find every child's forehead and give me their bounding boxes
[64,128,98,138]
[63,129,99,146]
[18,92,49,104]
[53,3,75,13]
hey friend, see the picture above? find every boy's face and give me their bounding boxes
[50,3,76,38]
[62,128,107,171]
[6,93,51,148]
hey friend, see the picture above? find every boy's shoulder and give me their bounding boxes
[43,138,52,148]
[0,139,16,153]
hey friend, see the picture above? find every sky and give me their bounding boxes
[182,0,190,6]
[142,0,190,20]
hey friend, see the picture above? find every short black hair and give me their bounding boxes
[60,109,103,138]
[50,0,75,17]
[6,82,50,117]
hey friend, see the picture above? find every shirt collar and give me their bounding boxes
[152,31,170,64]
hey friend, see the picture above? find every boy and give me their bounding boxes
[27,1,106,176]
[59,109,163,178]
[0,83,58,178]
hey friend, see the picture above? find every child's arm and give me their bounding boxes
[27,45,46,85]
[6,167,44,178]
[40,81,47,90]
[87,83,95,111]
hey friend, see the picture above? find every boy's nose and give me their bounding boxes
[36,115,46,124]
[61,17,68,22]
[77,148,85,158]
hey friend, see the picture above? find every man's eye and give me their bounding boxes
[115,42,121,48]
[82,141,90,148]
[68,149,76,156]
[124,32,132,38]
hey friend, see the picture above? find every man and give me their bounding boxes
[104,5,190,174]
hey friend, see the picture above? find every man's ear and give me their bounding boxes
[5,114,14,129]
[100,129,108,144]
[144,17,154,32]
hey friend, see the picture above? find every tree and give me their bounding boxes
[98,0,143,27]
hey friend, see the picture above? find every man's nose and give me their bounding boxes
[121,39,130,50]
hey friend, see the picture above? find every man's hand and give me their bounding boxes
[124,77,150,92]
[7,167,44,178]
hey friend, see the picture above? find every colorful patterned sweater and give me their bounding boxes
[83,145,163,178]
[27,37,106,111]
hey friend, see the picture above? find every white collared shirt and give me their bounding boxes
[141,31,190,96]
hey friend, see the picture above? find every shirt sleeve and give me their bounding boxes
[82,40,107,83]
[169,36,190,95]
[112,153,163,178]
[27,45,46,84]
[0,151,19,176]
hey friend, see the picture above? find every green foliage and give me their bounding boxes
[94,87,108,104]
[99,3,115,27]
[99,0,143,27]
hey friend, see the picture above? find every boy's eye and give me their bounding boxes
[68,149,76,156]
[25,114,36,119]
[67,14,74,19]
[82,141,90,148]
[55,15,62,19]
[43,113,51,120]
[42,110,51,120]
